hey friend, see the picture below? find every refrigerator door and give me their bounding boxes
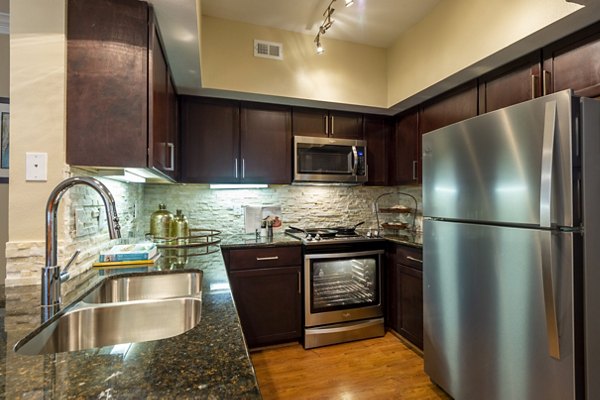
[424,219,578,400]
[422,90,577,228]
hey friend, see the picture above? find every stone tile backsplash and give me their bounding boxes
[5,179,421,287]
[142,184,422,236]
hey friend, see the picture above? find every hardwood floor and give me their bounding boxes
[250,333,450,399]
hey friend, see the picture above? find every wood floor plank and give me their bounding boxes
[250,333,450,399]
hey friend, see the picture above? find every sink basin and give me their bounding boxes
[15,297,202,355]
[83,270,202,303]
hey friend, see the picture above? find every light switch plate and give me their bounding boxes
[25,152,48,181]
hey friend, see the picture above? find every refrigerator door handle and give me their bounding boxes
[540,100,557,228]
[541,231,561,359]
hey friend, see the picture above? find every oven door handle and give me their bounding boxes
[306,318,383,335]
[352,145,359,176]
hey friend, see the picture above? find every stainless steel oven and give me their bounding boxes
[303,248,385,349]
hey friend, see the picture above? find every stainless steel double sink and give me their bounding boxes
[15,270,203,355]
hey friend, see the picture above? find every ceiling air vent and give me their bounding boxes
[254,40,283,60]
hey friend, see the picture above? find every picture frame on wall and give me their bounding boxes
[1,111,9,169]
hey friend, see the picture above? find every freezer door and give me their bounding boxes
[422,90,576,227]
[423,219,578,400]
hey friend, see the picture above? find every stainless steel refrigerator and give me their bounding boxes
[422,89,600,400]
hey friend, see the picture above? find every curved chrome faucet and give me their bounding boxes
[41,176,121,322]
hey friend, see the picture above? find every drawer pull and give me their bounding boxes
[256,256,279,261]
[406,256,422,263]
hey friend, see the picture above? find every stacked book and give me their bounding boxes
[93,243,159,269]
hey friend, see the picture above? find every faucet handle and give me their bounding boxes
[60,249,81,283]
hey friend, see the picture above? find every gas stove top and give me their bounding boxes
[285,228,383,246]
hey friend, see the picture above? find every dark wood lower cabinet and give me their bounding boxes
[224,246,302,348]
[386,244,423,350]
[229,266,302,348]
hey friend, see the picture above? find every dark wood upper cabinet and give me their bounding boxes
[180,98,292,184]
[419,81,479,135]
[292,107,363,139]
[543,23,600,99]
[241,103,292,184]
[149,20,172,175]
[390,108,419,185]
[364,115,391,186]
[66,0,176,177]
[180,97,240,183]
[478,52,542,114]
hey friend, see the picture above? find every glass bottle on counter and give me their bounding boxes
[170,209,190,244]
[150,203,173,239]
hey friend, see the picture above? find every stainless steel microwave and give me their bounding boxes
[293,136,367,183]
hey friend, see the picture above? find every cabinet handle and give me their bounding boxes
[331,115,335,136]
[235,158,238,179]
[242,158,245,179]
[406,256,422,263]
[324,115,329,135]
[542,70,551,96]
[256,256,279,261]
[297,270,301,294]
[412,160,418,181]
[531,74,539,99]
[165,143,175,171]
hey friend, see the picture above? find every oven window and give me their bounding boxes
[310,257,379,313]
[297,145,353,175]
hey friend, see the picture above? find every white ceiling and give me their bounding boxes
[201,0,442,48]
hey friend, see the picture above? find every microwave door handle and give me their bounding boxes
[352,146,359,175]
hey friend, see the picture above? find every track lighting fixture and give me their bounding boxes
[315,34,325,54]
[314,0,353,54]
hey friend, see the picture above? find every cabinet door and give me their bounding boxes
[66,0,149,168]
[180,97,240,183]
[479,52,542,113]
[364,115,390,186]
[419,81,478,135]
[149,22,169,173]
[390,108,419,185]
[397,264,423,350]
[241,103,292,184]
[292,107,327,137]
[330,111,364,139]
[229,266,302,348]
[543,24,600,98]
[385,246,399,330]
[165,75,178,178]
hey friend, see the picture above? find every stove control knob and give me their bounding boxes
[315,234,321,241]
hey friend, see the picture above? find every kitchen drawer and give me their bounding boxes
[229,246,302,270]
[395,245,423,270]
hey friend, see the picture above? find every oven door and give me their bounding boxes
[304,250,383,327]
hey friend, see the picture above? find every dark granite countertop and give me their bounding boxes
[221,233,302,249]
[0,248,262,399]
[0,231,419,399]
[382,230,423,249]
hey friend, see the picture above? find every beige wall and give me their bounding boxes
[201,16,388,108]
[1,0,8,280]
[386,0,587,107]
[9,0,67,242]
[200,0,597,110]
